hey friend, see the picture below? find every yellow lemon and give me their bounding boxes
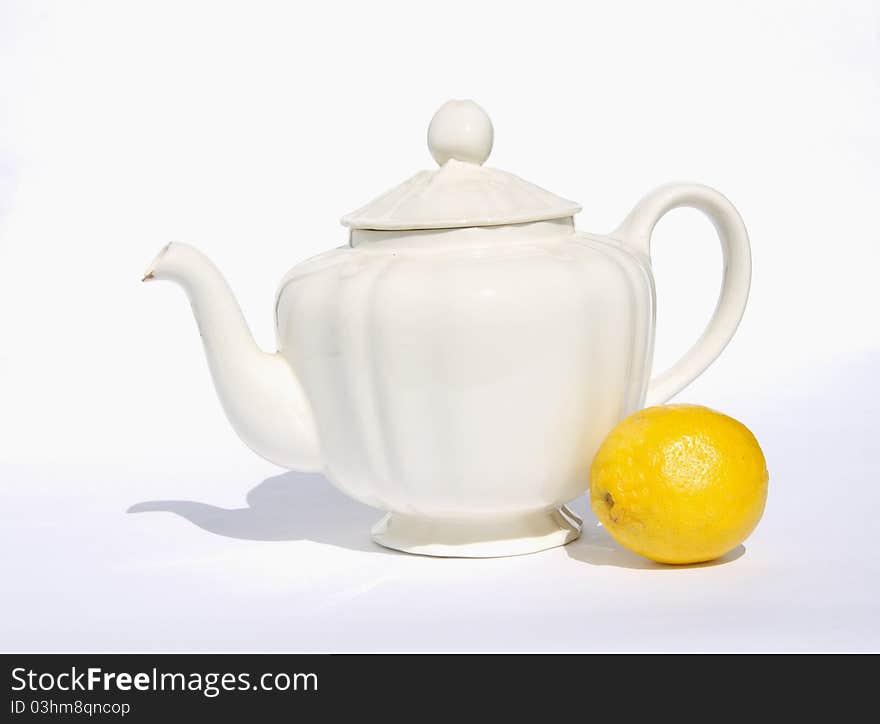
[590,405,768,564]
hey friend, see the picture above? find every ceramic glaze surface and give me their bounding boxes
[144,100,752,557]
[275,229,653,519]
[341,100,580,230]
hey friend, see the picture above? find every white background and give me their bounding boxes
[1,0,878,651]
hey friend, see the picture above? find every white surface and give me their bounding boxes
[2,363,878,652]
[1,0,879,651]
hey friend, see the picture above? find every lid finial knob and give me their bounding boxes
[427,99,494,166]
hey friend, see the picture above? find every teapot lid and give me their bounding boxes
[341,100,581,231]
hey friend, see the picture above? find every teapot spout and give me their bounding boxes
[143,242,322,471]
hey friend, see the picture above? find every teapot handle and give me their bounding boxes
[613,183,752,407]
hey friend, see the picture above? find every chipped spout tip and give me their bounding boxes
[141,241,174,282]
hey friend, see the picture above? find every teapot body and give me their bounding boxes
[275,219,655,554]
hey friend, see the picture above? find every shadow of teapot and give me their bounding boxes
[128,471,391,555]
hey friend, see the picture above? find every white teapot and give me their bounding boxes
[144,100,751,557]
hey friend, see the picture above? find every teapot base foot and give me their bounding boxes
[370,506,581,558]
